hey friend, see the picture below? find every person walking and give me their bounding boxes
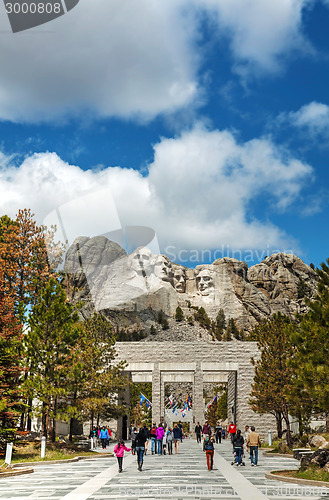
[195,422,202,443]
[131,426,137,455]
[99,426,109,449]
[203,432,215,471]
[162,428,167,455]
[113,440,131,473]
[166,428,174,455]
[173,424,182,454]
[150,423,157,455]
[178,421,183,442]
[156,424,165,455]
[135,426,147,471]
[228,421,236,444]
[202,421,211,438]
[232,429,244,466]
[143,425,150,455]
[215,421,222,444]
[246,426,261,466]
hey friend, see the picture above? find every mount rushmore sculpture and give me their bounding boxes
[65,236,318,332]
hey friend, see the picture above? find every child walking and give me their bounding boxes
[113,440,131,473]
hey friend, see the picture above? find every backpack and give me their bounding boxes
[150,427,156,436]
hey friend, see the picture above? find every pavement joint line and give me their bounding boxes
[58,453,135,500]
[213,449,270,500]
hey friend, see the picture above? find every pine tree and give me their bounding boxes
[70,314,127,431]
[292,259,329,431]
[225,318,240,340]
[175,306,184,322]
[214,309,226,340]
[24,278,79,440]
[249,313,295,446]
[0,209,62,317]
[162,319,169,330]
[0,272,24,452]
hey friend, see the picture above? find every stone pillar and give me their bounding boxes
[227,371,237,424]
[152,363,161,425]
[117,372,130,441]
[193,361,204,431]
[160,375,165,425]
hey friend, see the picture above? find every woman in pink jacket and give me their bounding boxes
[155,425,165,455]
[113,440,131,473]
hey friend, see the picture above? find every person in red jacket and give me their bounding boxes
[228,421,236,444]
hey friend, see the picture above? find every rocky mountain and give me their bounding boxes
[64,236,318,339]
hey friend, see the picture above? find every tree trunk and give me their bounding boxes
[27,398,33,431]
[326,412,329,433]
[275,411,283,438]
[282,402,292,448]
[51,397,57,442]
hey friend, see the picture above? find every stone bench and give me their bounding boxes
[293,448,313,460]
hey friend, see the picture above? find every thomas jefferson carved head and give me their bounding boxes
[153,255,173,283]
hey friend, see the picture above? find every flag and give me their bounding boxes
[167,394,175,408]
[172,404,177,413]
[140,393,152,409]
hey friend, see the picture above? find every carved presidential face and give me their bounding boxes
[196,269,215,296]
[129,247,153,276]
[174,268,186,293]
[153,255,173,283]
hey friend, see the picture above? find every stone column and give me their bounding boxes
[152,363,161,425]
[117,372,130,441]
[160,375,165,425]
[193,361,204,432]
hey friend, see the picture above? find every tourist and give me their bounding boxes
[246,425,261,466]
[166,427,174,455]
[202,421,211,438]
[195,422,202,443]
[156,423,165,455]
[178,421,183,442]
[222,427,226,439]
[215,421,222,444]
[203,432,215,470]
[232,429,244,466]
[173,424,182,453]
[150,422,157,454]
[89,426,97,449]
[99,426,109,449]
[244,425,251,441]
[162,427,167,454]
[113,439,131,473]
[228,421,236,444]
[135,426,147,471]
[143,425,150,455]
[131,426,137,455]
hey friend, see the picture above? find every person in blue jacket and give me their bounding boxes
[99,426,109,449]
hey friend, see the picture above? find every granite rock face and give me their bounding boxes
[65,237,318,331]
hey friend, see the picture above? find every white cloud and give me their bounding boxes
[284,101,329,136]
[0,0,199,122]
[0,0,317,122]
[197,0,313,76]
[0,126,312,256]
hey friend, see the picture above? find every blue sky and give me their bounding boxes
[0,0,329,268]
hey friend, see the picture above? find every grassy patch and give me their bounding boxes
[9,441,102,464]
[275,467,329,483]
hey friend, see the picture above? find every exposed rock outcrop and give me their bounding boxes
[64,237,318,334]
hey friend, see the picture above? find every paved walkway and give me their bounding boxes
[1,439,328,500]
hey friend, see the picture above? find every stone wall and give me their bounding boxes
[115,341,276,438]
